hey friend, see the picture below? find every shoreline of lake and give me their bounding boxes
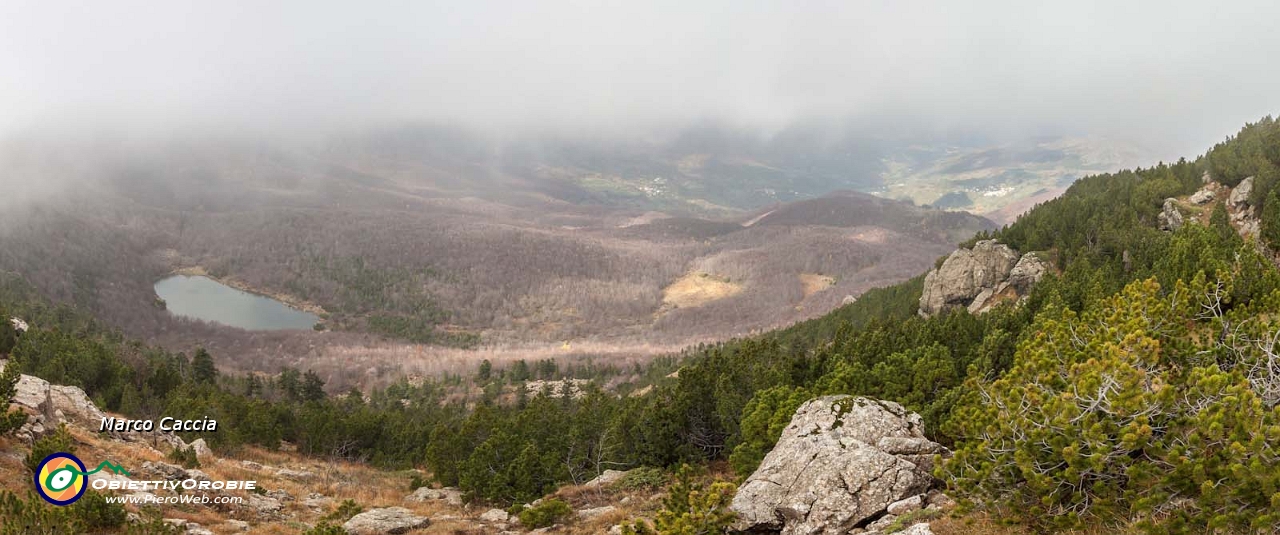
[170,266,327,316]
[155,274,322,331]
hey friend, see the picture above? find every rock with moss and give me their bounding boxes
[730,395,946,535]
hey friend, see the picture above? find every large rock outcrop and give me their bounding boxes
[918,240,1048,316]
[1229,176,1255,209]
[731,396,947,535]
[1157,198,1184,231]
[2,361,107,426]
[1226,176,1262,239]
[1,360,185,448]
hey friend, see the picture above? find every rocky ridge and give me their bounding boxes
[1169,176,1269,254]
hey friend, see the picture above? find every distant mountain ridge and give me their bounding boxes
[745,190,995,244]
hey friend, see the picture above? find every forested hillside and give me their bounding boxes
[2,117,1280,534]
[0,137,993,388]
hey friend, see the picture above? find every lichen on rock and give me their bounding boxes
[730,395,949,535]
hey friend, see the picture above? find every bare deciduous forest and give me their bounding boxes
[0,135,994,386]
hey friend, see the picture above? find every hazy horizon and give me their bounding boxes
[2,1,1279,160]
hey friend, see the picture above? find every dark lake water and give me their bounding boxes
[154,275,319,331]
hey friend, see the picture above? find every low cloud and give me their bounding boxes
[1,1,1278,157]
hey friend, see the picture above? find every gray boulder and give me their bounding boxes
[183,523,214,535]
[919,240,1019,316]
[479,508,510,523]
[342,507,431,535]
[303,493,332,510]
[1158,198,1184,231]
[189,438,214,460]
[1225,176,1263,239]
[141,461,188,481]
[1,361,184,448]
[577,505,617,520]
[184,469,212,482]
[920,241,1049,316]
[1239,217,1262,239]
[886,495,924,515]
[4,365,106,426]
[584,469,629,488]
[1189,187,1216,205]
[275,468,316,481]
[1229,176,1255,209]
[731,396,946,535]
[405,486,463,506]
[246,494,284,517]
[265,489,293,502]
[1007,253,1050,295]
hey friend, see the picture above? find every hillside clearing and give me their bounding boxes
[662,271,742,308]
[799,273,835,297]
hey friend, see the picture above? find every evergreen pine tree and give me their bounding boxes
[1261,187,1280,248]
[0,356,28,435]
[0,313,15,355]
[300,371,326,402]
[278,368,301,401]
[191,348,218,384]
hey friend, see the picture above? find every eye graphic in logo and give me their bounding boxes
[34,452,88,506]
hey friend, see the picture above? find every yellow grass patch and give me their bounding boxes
[798,274,835,298]
[662,272,742,309]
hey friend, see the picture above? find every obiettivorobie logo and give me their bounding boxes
[33,452,130,506]
[34,451,256,507]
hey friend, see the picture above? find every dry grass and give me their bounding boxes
[0,423,470,534]
[930,511,1144,535]
[798,273,835,298]
[6,412,794,534]
[662,271,742,309]
[0,436,28,495]
[930,513,1033,535]
[544,481,661,535]
[5,423,1132,535]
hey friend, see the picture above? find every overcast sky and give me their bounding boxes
[2,1,1278,157]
